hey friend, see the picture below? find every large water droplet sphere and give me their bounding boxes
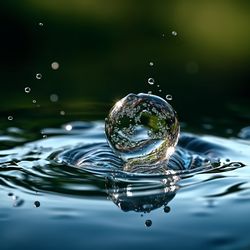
[105,93,180,169]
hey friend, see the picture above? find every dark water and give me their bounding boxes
[0,117,250,250]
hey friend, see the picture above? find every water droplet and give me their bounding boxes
[166,94,172,101]
[51,62,59,70]
[60,110,65,116]
[36,73,42,79]
[8,193,14,197]
[164,206,171,213]
[32,100,37,104]
[145,219,152,227]
[38,22,43,27]
[50,94,58,102]
[159,89,162,92]
[148,78,155,85]
[65,124,72,131]
[225,158,230,162]
[149,62,154,66]
[105,93,180,169]
[42,135,47,138]
[8,116,13,121]
[34,201,40,208]
[148,91,152,94]
[24,87,31,93]
[172,31,177,36]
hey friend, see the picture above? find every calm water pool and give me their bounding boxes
[0,106,250,250]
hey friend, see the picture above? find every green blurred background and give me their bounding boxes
[1,0,250,124]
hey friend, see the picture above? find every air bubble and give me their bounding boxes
[166,94,172,101]
[24,87,31,93]
[8,116,13,121]
[148,78,155,85]
[172,31,177,36]
[105,93,180,169]
[51,62,59,70]
[36,73,42,80]
[50,94,59,102]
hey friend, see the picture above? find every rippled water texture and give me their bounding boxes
[0,121,250,249]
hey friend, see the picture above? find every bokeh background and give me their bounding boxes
[1,0,250,125]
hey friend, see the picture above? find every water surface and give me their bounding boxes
[0,114,250,250]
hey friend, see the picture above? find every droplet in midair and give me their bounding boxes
[166,94,173,101]
[148,78,155,85]
[38,22,43,27]
[24,87,31,93]
[36,73,42,80]
[50,94,58,102]
[105,93,180,170]
[149,62,154,66]
[34,201,40,208]
[8,116,13,121]
[60,110,65,116]
[172,31,177,36]
[51,62,59,70]
[65,124,72,131]
[32,100,37,104]
[145,220,152,227]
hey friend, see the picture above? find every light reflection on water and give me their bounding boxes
[0,120,250,249]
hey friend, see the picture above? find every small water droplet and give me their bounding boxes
[51,62,59,70]
[162,33,165,37]
[38,22,43,27]
[159,89,162,92]
[32,100,37,104]
[145,220,152,227]
[164,206,171,213]
[24,87,31,93]
[8,116,13,121]
[8,193,14,197]
[166,94,173,101]
[149,62,154,66]
[225,158,230,162]
[50,94,59,102]
[36,73,42,80]
[34,201,40,208]
[42,135,47,138]
[148,91,152,94]
[157,85,160,88]
[172,31,177,36]
[60,110,65,115]
[65,124,72,131]
[148,78,155,85]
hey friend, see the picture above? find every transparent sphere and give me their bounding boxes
[105,93,180,168]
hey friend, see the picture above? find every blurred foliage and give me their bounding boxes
[0,0,249,123]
